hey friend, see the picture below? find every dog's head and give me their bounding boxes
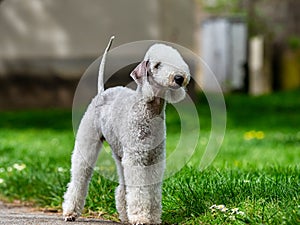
[130,44,190,103]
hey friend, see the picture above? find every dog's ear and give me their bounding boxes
[130,61,148,85]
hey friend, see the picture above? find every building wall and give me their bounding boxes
[0,0,196,109]
[0,0,195,74]
[0,0,159,59]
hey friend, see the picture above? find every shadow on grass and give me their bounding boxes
[0,109,72,130]
[225,89,300,130]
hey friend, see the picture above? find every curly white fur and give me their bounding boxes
[62,39,190,224]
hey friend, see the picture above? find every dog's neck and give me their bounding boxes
[147,97,165,116]
[136,84,166,116]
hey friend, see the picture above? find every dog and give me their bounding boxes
[63,37,190,224]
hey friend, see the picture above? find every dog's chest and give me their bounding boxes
[129,99,165,142]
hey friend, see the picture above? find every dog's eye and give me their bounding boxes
[154,62,161,70]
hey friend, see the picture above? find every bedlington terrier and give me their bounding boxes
[62,37,190,224]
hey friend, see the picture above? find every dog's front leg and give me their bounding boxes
[125,184,162,225]
[122,152,164,225]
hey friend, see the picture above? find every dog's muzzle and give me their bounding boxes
[174,75,185,86]
[170,73,189,89]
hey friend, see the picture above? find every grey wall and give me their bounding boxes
[0,0,159,58]
[0,0,196,109]
[0,0,195,77]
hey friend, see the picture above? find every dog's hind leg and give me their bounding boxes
[63,102,102,221]
[113,153,128,223]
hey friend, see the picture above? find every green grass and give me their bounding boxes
[0,89,299,224]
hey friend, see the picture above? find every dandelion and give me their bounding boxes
[0,168,5,173]
[0,178,4,184]
[234,160,241,167]
[13,163,26,171]
[256,131,265,139]
[7,167,12,172]
[244,130,256,140]
[244,130,265,140]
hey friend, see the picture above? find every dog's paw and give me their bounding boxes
[132,223,160,225]
[63,212,78,222]
[128,216,161,225]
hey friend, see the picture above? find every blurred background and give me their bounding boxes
[0,2,299,222]
[0,0,299,109]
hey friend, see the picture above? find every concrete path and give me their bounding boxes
[0,201,120,225]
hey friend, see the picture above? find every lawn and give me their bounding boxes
[0,89,299,224]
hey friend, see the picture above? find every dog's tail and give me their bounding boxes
[98,36,115,94]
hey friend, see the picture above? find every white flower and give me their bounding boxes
[237,211,245,216]
[0,178,4,184]
[209,204,217,209]
[210,204,246,218]
[57,167,66,173]
[220,207,228,212]
[229,215,236,220]
[7,167,12,172]
[216,204,225,210]
[216,204,227,211]
[0,168,5,173]
[13,163,26,171]
[231,208,239,214]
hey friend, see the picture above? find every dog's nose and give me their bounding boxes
[174,75,185,86]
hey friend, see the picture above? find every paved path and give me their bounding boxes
[0,201,120,225]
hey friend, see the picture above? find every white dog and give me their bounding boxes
[63,37,190,224]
